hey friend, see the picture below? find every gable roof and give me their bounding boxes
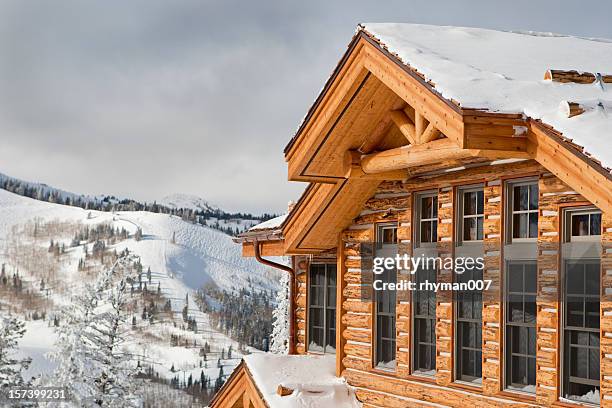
[279,24,612,253]
[360,23,612,172]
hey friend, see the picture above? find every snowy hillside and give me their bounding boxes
[0,189,279,294]
[0,188,282,406]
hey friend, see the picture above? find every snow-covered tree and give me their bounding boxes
[0,315,30,386]
[270,270,290,354]
[48,255,141,407]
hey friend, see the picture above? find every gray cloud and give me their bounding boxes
[0,0,610,213]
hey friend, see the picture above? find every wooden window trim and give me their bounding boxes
[306,263,337,355]
[371,222,399,374]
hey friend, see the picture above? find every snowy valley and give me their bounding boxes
[0,187,283,407]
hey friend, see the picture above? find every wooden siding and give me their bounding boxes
[331,161,607,407]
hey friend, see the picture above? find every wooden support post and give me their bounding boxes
[415,112,427,144]
[420,122,442,144]
[389,110,417,145]
[336,234,347,377]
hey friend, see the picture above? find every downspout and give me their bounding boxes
[253,240,296,355]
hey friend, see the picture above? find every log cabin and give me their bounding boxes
[214,24,612,407]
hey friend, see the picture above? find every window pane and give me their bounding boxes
[421,196,433,219]
[432,197,438,218]
[586,300,600,329]
[572,214,590,236]
[528,184,539,210]
[508,263,523,292]
[528,212,538,239]
[513,213,528,239]
[589,349,600,380]
[590,213,601,235]
[382,227,397,244]
[464,217,478,241]
[566,296,584,327]
[509,294,523,322]
[477,190,484,214]
[464,191,477,216]
[524,263,537,293]
[514,185,528,211]
[421,221,432,243]
[431,221,438,241]
[524,296,536,324]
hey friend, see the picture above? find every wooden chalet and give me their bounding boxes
[217,24,612,407]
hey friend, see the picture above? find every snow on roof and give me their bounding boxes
[244,353,361,408]
[360,23,612,171]
[249,214,287,232]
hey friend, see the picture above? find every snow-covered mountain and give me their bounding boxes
[159,193,217,213]
[0,171,276,236]
[0,187,282,405]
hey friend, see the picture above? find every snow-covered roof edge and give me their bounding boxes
[286,23,612,178]
[357,23,612,174]
[248,214,287,232]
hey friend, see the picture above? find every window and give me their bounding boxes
[567,211,602,241]
[375,223,397,370]
[412,266,436,375]
[459,189,484,242]
[416,193,438,246]
[505,262,537,393]
[563,260,600,403]
[456,266,483,384]
[308,264,336,354]
[510,183,539,240]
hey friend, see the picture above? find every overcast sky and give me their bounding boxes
[0,1,610,213]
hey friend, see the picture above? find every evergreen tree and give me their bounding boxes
[0,316,30,386]
[48,255,141,407]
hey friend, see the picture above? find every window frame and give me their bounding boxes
[560,206,601,404]
[456,186,485,245]
[504,261,537,393]
[506,181,539,244]
[411,265,437,376]
[306,263,337,355]
[373,222,398,372]
[564,209,602,243]
[454,265,484,385]
[414,192,438,248]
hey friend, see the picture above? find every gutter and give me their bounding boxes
[253,240,296,355]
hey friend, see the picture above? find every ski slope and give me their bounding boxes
[0,188,281,383]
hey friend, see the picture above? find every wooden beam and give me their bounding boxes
[420,122,442,144]
[544,69,612,84]
[242,240,285,257]
[560,101,585,118]
[414,111,427,143]
[389,110,417,145]
[360,138,471,173]
[344,150,409,180]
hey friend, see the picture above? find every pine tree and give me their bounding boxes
[0,316,31,386]
[270,271,290,353]
[48,255,141,407]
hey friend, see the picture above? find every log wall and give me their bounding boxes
[328,161,609,407]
